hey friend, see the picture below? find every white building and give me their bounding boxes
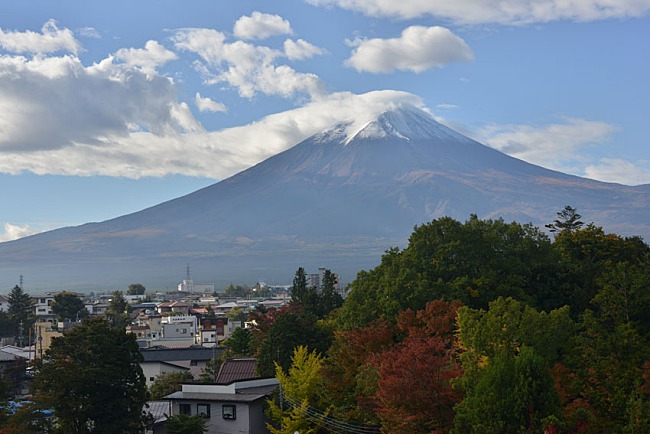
[306,267,340,291]
[33,295,55,322]
[178,279,215,294]
[161,315,198,344]
[165,378,279,433]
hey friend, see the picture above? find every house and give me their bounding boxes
[0,295,8,312]
[157,301,190,316]
[140,346,222,386]
[198,318,231,346]
[161,315,197,345]
[84,302,109,317]
[133,311,163,340]
[165,378,279,434]
[144,400,170,434]
[32,295,56,323]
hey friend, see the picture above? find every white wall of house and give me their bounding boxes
[141,361,189,387]
[170,398,262,434]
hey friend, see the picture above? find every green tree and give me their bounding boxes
[290,267,320,317]
[336,216,560,328]
[165,413,207,434]
[107,290,130,328]
[149,371,194,400]
[453,298,568,433]
[319,269,343,317]
[546,205,584,233]
[0,312,14,339]
[126,283,146,295]
[256,306,331,377]
[290,267,308,304]
[31,318,148,433]
[224,327,252,357]
[7,285,34,346]
[552,224,649,315]
[267,346,328,434]
[225,306,246,323]
[199,354,226,383]
[557,262,650,431]
[51,291,88,322]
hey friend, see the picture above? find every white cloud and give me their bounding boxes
[114,40,177,75]
[284,39,325,60]
[0,19,81,54]
[0,89,424,179]
[0,42,201,152]
[0,223,39,242]
[172,28,324,99]
[477,118,616,169]
[305,0,650,25]
[77,27,101,39]
[345,26,473,73]
[195,93,227,112]
[233,11,293,40]
[584,159,650,186]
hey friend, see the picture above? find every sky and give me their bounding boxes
[1,0,649,242]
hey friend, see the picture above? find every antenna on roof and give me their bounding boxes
[186,264,191,282]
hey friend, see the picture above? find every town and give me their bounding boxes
[0,267,343,433]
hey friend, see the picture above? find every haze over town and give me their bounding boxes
[1,0,649,244]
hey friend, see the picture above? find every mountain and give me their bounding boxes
[2,105,649,290]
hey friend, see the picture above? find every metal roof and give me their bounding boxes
[216,358,258,384]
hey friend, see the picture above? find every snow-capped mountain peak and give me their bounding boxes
[341,104,468,145]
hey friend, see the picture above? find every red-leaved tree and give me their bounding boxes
[374,299,462,433]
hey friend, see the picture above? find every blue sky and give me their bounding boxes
[1,0,649,242]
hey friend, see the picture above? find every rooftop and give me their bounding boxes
[216,358,258,384]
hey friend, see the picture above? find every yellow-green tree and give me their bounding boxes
[267,346,328,434]
[453,297,571,433]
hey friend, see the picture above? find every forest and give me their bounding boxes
[249,207,650,433]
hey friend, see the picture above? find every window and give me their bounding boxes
[179,404,191,415]
[149,377,155,382]
[222,404,236,420]
[197,403,211,418]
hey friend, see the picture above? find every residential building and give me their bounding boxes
[32,295,55,323]
[140,346,222,387]
[165,378,279,433]
[0,295,8,312]
[306,267,340,291]
[157,301,190,316]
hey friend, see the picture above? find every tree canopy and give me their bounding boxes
[149,371,194,400]
[31,318,148,433]
[51,291,88,322]
[7,285,34,345]
[126,283,146,295]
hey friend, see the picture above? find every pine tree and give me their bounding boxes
[7,285,34,346]
[546,205,584,233]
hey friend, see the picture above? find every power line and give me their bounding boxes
[281,393,381,434]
